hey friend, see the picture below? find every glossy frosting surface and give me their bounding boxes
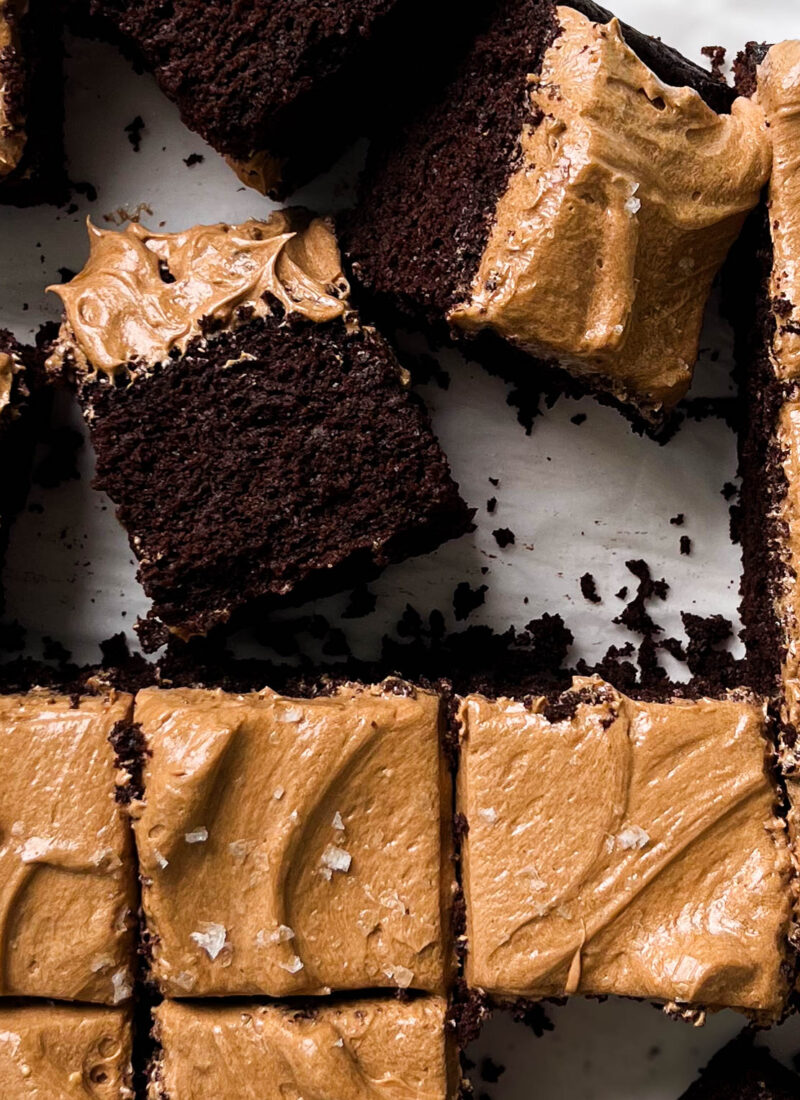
[0,689,137,1003]
[151,997,455,1100]
[132,683,452,997]
[758,41,800,381]
[449,6,770,411]
[457,677,791,1017]
[47,211,351,377]
[0,1003,133,1099]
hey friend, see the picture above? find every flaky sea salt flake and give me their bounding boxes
[190,922,228,960]
[321,845,352,875]
[185,827,208,844]
[617,825,650,850]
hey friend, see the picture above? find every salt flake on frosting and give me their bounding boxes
[384,965,414,989]
[320,845,352,878]
[20,836,52,862]
[332,811,345,831]
[278,954,304,974]
[616,825,650,850]
[111,968,132,1004]
[185,827,208,844]
[478,807,498,824]
[190,922,228,960]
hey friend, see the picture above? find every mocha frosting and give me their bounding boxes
[0,1004,133,1099]
[0,690,137,1004]
[757,41,800,381]
[47,211,352,378]
[775,402,800,736]
[0,3,26,180]
[151,997,456,1100]
[131,683,453,998]
[457,678,792,1019]
[0,349,19,415]
[448,6,770,412]
[225,150,284,196]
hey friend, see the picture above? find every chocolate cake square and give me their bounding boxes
[0,688,138,1003]
[150,997,458,1099]
[0,329,34,605]
[0,1003,133,1098]
[47,211,472,651]
[83,0,472,199]
[456,677,793,1021]
[678,1034,800,1100]
[130,681,454,998]
[0,0,65,205]
[343,0,769,428]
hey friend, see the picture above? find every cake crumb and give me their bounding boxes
[453,582,488,621]
[669,513,685,527]
[580,573,601,604]
[493,527,515,548]
[680,535,692,556]
[486,497,497,514]
[123,116,145,152]
[183,152,204,167]
[570,413,587,425]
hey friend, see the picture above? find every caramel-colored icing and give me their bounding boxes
[132,683,453,998]
[457,678,791,1018]
[448,6,770,412]
[225,150,284,196]
[0,1004,133,1099]
[151,997,457,1100]
[0,4,27,180]
[757,42,800,380]
[0,690,137,1003]
[47,211,352,378]
[0,349,19,415]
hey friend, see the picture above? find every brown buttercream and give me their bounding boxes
[774,402,800,739]
[225,150,284,196]
[0,3,27,180]
[757,41,800,380]
[131,683,453,998]
[0,349,19,415]
[0,689,137,1003]
[47,211,352,378]
[0,1003,133,1099]
[449,6,770,412]
[150,997,457,1100]
[457,678,791,1019]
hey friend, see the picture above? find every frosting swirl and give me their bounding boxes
[47,211,352,378]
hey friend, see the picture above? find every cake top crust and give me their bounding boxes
[47,210,352,378]
[0,2,27,180]
[457,676,792,1018]
[151,997,455,1100]
[756,40,800,381]
[0,688,137,1003]
[449,6,771,412]
[131,681,453,998]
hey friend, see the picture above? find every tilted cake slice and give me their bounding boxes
[343,0,770,429]
[47,212,472,650]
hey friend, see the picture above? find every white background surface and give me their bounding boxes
[2,1,800,1095]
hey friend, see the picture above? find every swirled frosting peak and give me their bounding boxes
[47,211,351,378]
[448,6,771,412]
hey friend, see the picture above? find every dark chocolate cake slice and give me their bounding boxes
[342,0,769,429]
[678,1035,800,1100]
[46,211,473,650]
[0,0,65,205]
[0,328,35,607]
[82,0,475,199]
[728,41,800,858]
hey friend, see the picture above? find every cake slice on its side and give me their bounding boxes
[0,329,36,609]
[0,0,65,205]
[46,212,473,651]
[149,997,460,1099]
[0,1003,133,1098]
[82,0,476,199]
[729,42,800,865]
[678,1034,800,1100]
[342,0,770,431]
[128,680,455,998]
[456,676,794,1023]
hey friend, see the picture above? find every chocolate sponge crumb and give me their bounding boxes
[453,582,488,622]
[183,153,204,167]
[486,497,497,514]
[580,572,601,604]
[670,513,685,527]
[681,612,744,685]
[613,560,669,685]
[680,535,692,555]
[492,527,515,548]
[124,116,145,152]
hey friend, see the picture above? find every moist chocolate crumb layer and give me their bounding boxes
[78,314,473,649]
[678,1033,800,1099]
[84,0,477,198]
[0,329,36,611]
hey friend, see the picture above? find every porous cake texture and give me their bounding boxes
[47,212,472,650]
